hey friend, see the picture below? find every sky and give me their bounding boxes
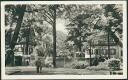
[56,18,68,34]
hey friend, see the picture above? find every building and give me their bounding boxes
[86,31,122,60]
[13,42,35,66]
[73,30,122,63]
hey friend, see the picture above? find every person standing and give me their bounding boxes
[35,58,42,73]
[39,58,45,73]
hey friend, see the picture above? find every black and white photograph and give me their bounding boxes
[1,1,127,79]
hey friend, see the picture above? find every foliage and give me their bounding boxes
[5,49,15,66]
[66,4,123,52]
[86,65,109,71]
[87,58,121,71]
[65,5,104,52]
[5,5,24,26]
[95,4,123,47]
[44,57,53,67]
[5,4,67,67]
[56,31,67,52]
[107,58,121,70]
[71,61,89,69]
[86,61,109,71]
[91,58,99,66]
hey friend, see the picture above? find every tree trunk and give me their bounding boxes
[79,23,82,52]
[89,40,92,66]
[79,36,82,52]
[10,5,26,49]
[9,5,26,66]
[25,27,30,66]
[107,28,110,59]
[52,6,57,68]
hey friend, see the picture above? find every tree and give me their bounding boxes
[94,4,123,47]
[94,4,123,58]
[9,5,26,50]
[50,5,57,67]
[27,5,60,67]
[5,4,58,67]
[104,4,123,47]
[65,5,103,51]
[66,14,92,52]
[5,5,26,66]
[65,4,110,65]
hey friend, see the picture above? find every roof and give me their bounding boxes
[87,31,106,41]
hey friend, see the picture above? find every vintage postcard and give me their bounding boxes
[1,1,127,79]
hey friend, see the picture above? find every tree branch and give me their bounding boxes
[43,9,54,18]
[42,15,53,25]
[43,13,53,23]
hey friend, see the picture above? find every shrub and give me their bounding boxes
[107,58,120,70]
[71,61,89,69]
[44,57,53,67]
[86,62,109,71]
[92,58,99,66]
[77,57,86,61]
[86,58,121,71]
[98,57,105,62]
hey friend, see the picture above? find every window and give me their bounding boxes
[121,50,123,56]
[88,49,93,54]
[105,49,108,55]
[18,47,22,52]
[103,49,106,55]
[110,49,116,55]
[95,49,99,55]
